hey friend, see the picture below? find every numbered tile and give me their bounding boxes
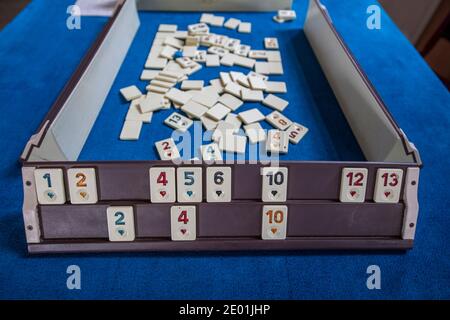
[339,168,368,203]
[286,123,308,144]
[177,167,202,202]
[266,111,292,130]
[266,129,289,154]
[149,167,176,203]
[34,168,66,204]
[170,206,196,241]
[206,167,232,202]
[164,112,193,132]
[262,205,288,240]
[374,168,404,203]
[106,206,135,242]
[67,168,98,204]
[200,143,223,161]
[261,167,288,202]
[155,138,181,160]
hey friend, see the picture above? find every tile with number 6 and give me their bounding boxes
[206,167,232,202]
[262,205,288,240]
[149,167,176,203]
[67,168,98,204]
[177,167,202,202]
[261,167,288,202]
[106,206,135,242]
[374,168,403,203]
[34,168,66,204]
[171,206,196,241]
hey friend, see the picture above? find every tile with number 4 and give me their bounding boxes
[374,168,404,203]
[340,168,368,203]
[261,167,288,202]
[262,205,288,240]
[155,138,180,160]
[171,206,196,241]
[34,168,66,205]
[177,167,202,202]
[206,167,232,202]
[67,168,98,204]
[149,167,176,203]
[106,206,135,242]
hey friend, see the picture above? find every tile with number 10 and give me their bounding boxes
[261,167,288,202]
[149,167,176,202]
[262,205,288,240]
[177,167,202,202]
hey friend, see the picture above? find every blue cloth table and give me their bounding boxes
[0,0,449,299]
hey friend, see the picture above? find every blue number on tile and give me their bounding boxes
[184,171,195,186]
[114,212,125,225]
[43,173,52,188]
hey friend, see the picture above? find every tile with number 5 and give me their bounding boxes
[177,167,202,202]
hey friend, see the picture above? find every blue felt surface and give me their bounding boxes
[0,0,450,299]
[78,1,364,161]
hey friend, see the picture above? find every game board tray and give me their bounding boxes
[20,0,421,253]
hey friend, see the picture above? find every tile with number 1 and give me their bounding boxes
[34,168,66,205]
